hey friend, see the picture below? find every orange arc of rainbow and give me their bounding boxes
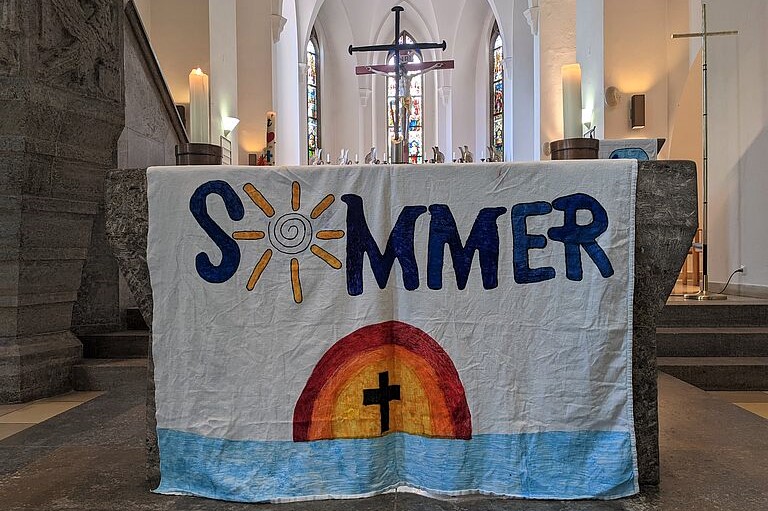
[293,321,471,442]
[308,344,454,440]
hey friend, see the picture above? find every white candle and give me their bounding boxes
[561,64,583,139]
[189,68,210,143]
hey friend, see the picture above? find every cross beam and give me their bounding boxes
[348,6,449,156]
[354,60,454,76]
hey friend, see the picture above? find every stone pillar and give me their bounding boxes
[0,0,125,403]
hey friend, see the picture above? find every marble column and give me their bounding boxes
[358,87,372,162]
[437,86,453,159]
[0,0,125,403]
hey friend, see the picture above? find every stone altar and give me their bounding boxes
[105,161,697,488]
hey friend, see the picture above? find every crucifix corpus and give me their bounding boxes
[349,6,454,164]
[673,3,737,301]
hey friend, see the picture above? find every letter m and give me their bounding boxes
[342,194,427,296]
[427,205,507,290]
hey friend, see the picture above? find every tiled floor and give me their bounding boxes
[0,391,103,441]
[709,391,768,420]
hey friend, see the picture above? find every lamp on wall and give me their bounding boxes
[630,94,646,129]
[222,116,240,137]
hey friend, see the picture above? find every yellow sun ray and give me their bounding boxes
[316,230,345,240]
[311,245,342,270]
[311,194,335,219]
[292,181,301,212]
[247,249,272,291]
[243,184,275,217]
[233,231,265,240]
[291,258,303,303]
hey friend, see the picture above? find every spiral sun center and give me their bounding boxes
[269,213,313,254]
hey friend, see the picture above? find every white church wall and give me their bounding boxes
[235,0,274,164]
[145,0,210,106]
[539,0,577,154]
[275,0,302,164]
[577,0,604,140]
[705,0,768,293]
[509,0,536,161]
[450,1,488,159]
[604,0,670,140]
[210,0,239,164]
[473,15,493,161]
[315,1,360,161]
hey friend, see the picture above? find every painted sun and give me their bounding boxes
[232,181,345,303]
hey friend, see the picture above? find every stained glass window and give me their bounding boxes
[490,23,503,160]
[307,28,320,160]
[387,31,423,164]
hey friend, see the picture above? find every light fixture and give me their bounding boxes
[222,116,240,137]
[630,94,645,129]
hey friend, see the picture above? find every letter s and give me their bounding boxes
[189,180,244,283]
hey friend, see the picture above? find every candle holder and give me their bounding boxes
[175,143,222,165]
[549,138,599,160]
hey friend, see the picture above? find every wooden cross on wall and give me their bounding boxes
[348,6,453,163]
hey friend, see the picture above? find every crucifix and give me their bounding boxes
[673,3,737,301]
[349,6,453,163]
[363,371,401,434]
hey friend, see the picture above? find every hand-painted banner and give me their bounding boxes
[147,161,638,503]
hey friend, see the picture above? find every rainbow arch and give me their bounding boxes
[293,321,471,441]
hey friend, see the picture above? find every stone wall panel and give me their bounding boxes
[0,0,124,403]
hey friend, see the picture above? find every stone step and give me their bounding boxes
[79,331,149,359]
[71,359,147,392]
[126,307,149,330]
[658,302,768,328]
[658,357,768,391]
[657,327,768,357]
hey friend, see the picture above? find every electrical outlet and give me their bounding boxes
[738,265,746,275]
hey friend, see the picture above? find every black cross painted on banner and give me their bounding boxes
[348,6,450,150]
[362,371,401,434]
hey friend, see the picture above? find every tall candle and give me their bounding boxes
[189,68,210,143]
[266,111,276,166]
[561,64,583,139]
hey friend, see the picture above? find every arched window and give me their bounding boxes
[490,23,503,160]
[306,28,321,160]
[387,31,423,164]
